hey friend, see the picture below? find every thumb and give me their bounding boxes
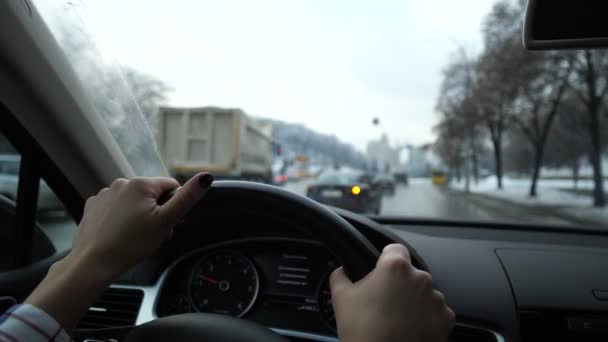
[159,173,213,225]
[329,267,352,295]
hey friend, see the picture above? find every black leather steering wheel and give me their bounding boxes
[122,181,380,342]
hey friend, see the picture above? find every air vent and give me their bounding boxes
[77,287,143,330]
[450,324,500,342]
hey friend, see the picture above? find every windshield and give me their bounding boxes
[34,1,608,230]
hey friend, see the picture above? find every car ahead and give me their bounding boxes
[393,171,409,186]
[0,154,63,213]
[306,171,381,214]
[373,173,397,196]
[431,170,448,186]
[271,159,289,186]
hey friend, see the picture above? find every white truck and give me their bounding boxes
[156,106,274,183]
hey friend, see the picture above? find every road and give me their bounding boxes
[283,178,503,220]
[283,178,580,226]
[36,178,598,253]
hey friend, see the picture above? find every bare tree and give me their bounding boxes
[510,52,573,197]
[433,120,466,181]
[473,56,515,190]
[568,50,608,206]
[122,69,172,131]
[544,97,589,189]
[473,0,526,189]
[50,17,172,175]
[435,49,486,188]
[504,131,534,175]
[434,0,608,207]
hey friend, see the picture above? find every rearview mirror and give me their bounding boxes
[524,0,608,50]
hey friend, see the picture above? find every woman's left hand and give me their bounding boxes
[71,173,213,279]
[26,173,213,332]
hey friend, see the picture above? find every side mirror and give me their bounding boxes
[524,0,608,50]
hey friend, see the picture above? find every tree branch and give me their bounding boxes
[512,114,537,145]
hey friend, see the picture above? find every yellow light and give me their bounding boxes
[351,185,361,195]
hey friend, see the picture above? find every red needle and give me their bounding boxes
[199,275,219,284]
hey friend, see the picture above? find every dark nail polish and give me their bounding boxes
[198,173,214,188]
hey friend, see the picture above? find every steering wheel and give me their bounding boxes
[121,181,380,342]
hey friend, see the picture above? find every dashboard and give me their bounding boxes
[95,206,608,342]
[155,239,338,335]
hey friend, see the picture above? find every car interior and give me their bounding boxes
[1,1,608,342]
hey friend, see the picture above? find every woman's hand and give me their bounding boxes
[330,244,455,342]
[70,173,213,279]
[26,173,213,332]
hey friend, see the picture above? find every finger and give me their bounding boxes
[432,289,446,306]
[159,173,213,225]
[97,187,109,195]
[140,177,180,198]
[378,243,412,267]
[444,307,456,331]
[413,270,434,292]
[329,267,351,295]
[110,178,128,189]
[435,306,456,340]
[84,195,96,211]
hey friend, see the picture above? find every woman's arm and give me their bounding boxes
[25,173,213,332]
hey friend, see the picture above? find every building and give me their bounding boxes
[366,134,399,172]
[401,144,442,177]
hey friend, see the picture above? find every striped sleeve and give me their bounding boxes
[0,304,71,342]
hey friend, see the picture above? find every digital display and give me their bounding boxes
[253,246,336,313]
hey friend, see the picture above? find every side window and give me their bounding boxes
[0,132,77,270]
[37,178,77,253]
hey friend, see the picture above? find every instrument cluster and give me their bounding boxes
[156,238,338,335]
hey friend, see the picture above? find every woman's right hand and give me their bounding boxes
[330,244,455,342]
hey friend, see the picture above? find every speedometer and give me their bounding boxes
[189,252,259,317]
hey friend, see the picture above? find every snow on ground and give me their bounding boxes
[560,206,608,225]
[451,176,608,207]
[451,176,608,226]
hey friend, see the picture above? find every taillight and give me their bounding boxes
[275,175,288,183]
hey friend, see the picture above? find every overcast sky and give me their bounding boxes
[54,0,493,151]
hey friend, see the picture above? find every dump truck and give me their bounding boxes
[156,106,273,183]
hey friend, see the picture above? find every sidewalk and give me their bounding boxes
[450,176,608,230]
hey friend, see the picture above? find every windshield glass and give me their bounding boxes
[34,1,608,229]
